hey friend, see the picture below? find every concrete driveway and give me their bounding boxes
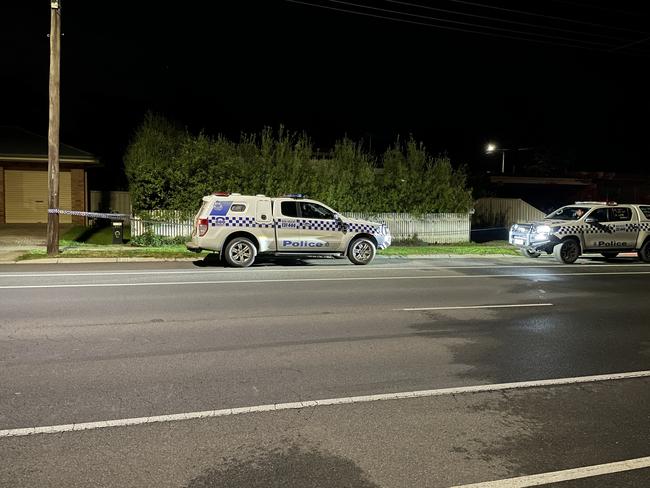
[0,224,75,261]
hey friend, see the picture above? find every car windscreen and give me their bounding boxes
[545,206,590,220]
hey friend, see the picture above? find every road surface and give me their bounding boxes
[1,255,649,487]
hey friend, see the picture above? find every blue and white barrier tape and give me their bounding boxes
[48,209,132,220]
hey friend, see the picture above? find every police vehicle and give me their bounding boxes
[186,193,392,267]
[509,202,650,264]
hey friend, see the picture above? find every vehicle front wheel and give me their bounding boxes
[600,251,619,259]
[520,248,541,258]
[224,238,257,268]
[348,237,376,265]
[638,240,650,263]
[553,239,581,264]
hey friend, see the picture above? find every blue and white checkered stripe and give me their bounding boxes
[557,222,650,235]
[208,216,275,228]
[208,216,386,235]
[348,222,382,234]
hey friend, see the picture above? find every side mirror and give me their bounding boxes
[333,213,341,221]
[585,217,598,224]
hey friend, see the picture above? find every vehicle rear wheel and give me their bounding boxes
[553,239,580,264]
[600,251,619,259]
[348,237,376,265]
[520,248,541,258]
[224,238,257,268]
[638,240,650,263]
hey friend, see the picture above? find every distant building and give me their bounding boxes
[487,172,650,213]
[0,127,99,224]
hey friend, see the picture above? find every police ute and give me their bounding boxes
[186,193,392,267]
[509,202,650,264]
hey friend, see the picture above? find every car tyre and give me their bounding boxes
[348,237,376,265]
[224,237,257,268]
[638,240,650,263]
[521,248,541,258]
[553,239,580,264]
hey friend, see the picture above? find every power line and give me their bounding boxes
[387,0,636,42]
[325,0,627,48]
[545,0,650,18]
[284,0,614,51]
[442,0,650,34]
[609,34,650,52]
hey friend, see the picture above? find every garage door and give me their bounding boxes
[5,170,72,223]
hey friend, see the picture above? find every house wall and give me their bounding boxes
[71,168,85,225]
[0,166,4,224]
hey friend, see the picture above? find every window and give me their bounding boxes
[588,208,608,222]
[281,201,299,217]
[639,206,650,220]
[609,207,631,222]
[547,206,590,221]
[300,202,335,220]
[230,204,246,212]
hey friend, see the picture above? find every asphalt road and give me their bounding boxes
[1,255,650,487]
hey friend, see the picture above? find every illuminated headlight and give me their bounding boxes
[535,225,551,234]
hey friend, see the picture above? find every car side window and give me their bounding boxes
[300,202,335,220]
[281,201,299,218]
[588,208,608,221]
[609,207,632,222]
[640,206,650,219]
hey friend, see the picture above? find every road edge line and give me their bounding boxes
[1,370,649,438]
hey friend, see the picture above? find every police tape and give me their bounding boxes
[47,209,191,227]
[48,209,132,220]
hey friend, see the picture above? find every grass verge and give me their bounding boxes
[378,241,519,256]
[17,245,206,261]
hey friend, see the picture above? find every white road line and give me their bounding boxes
[450,456,650,487]
[1,370,649,438]
[2,263,650,278]
[1,271,650,289]
[400,303,553,311]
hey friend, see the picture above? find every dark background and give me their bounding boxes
[2,1,649,190]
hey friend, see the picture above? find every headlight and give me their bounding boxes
[512,224,519,231]
[535,225,551,234]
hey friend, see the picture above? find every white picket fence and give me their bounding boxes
[132,210,471,243]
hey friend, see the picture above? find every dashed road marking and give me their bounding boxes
[399,303,553,311]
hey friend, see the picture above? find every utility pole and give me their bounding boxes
[47,0,61,256]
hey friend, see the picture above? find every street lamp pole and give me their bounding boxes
[500,151,505,174]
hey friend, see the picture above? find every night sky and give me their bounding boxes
[3,1,650,189]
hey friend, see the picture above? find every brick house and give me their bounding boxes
[0,127,99,224]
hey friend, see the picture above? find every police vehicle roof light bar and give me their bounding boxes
[574,201,618,206]
[283,193,306,199]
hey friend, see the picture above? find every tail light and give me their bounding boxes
[198,218,208,236]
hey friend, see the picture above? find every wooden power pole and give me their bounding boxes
[47,0,61,256]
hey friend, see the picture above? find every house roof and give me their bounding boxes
[0,126,99,165]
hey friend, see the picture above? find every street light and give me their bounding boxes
[485,142,506,174]
[485,143,533,174]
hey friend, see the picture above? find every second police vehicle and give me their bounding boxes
[186,193,392,267]
[509,201,650,264]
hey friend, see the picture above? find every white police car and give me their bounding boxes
[510,201,650,263]
[186,193,391,267]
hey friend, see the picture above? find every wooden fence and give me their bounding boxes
[131,210,471,243]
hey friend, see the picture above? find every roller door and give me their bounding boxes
[5,170,72,223]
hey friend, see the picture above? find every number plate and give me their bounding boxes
[513,238,524,245]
